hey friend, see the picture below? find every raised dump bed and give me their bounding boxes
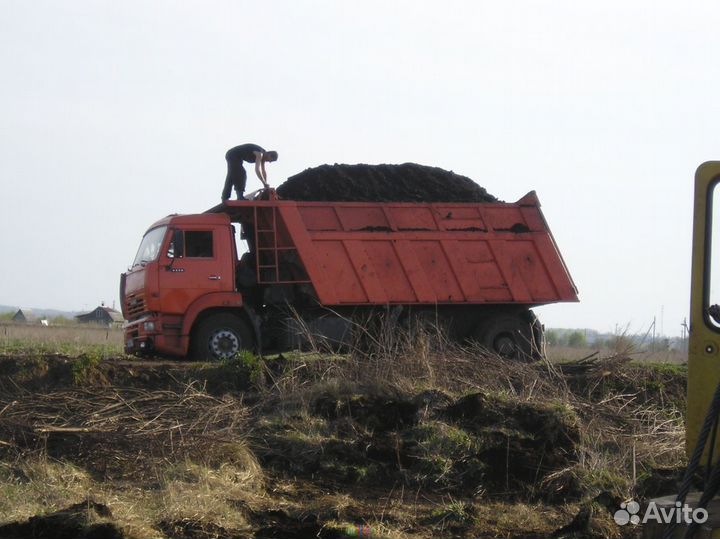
[213,191,577,307]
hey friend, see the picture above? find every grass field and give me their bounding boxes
[548,344,687,364]
[0,323,123,357]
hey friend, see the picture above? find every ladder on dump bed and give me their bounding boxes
[253,206,310,284]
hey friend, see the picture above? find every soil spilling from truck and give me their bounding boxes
[276,163,499,203]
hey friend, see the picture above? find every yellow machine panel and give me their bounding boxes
[688,161,720,460]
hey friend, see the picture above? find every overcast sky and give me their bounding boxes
[1,1,718,335]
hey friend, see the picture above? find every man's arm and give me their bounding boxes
[253,150,278,186]
[253,151,267,186]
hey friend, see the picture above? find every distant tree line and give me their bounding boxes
[546,329,588,348]
[545,328,679,352]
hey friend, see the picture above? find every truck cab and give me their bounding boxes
[121,213,245,357]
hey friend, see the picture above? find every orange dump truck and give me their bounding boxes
[120,190,577,360]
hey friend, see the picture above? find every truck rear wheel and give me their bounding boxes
[191,313,254,361]
[474,314,536,361]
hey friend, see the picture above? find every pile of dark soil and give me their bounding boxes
[276,163,498,203]
[253,385,581,501]
[441,392,580,497]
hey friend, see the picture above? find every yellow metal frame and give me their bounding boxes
[688,162,720,458]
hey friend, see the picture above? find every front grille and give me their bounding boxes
[126,295,146,319]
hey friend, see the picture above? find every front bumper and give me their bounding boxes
[124,314,188,356]
[123,316,157,354]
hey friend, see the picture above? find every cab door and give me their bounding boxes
[158,225,235,315]
[688,162,720,461]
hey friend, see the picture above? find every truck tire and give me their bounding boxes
[191,313,254,361]
[474,314,535,361]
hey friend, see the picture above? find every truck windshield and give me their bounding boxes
[132,226,168,268]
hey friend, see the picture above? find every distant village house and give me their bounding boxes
[13,309,39,324]
[75,306,125,327]
[12,309,48,325]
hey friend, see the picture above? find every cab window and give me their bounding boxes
[708,183,720,328]
[186,231,214,258]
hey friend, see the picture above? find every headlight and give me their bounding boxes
[143,321,156,332]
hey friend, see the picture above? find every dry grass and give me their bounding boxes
[548,344,687,364]
[0,322,124,357]
[0,382,263,538]
[265,316,554,398]
[0,453,262,538]
[0,457,93,521]
[0,384,253,481]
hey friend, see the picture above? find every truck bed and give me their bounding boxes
[207,191,578,307]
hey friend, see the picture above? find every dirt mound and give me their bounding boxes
[0,500,123,539]
[440,392,580,499]
[276,163,498,203]
[254,385,581,500]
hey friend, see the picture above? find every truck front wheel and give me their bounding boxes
[191,313,254,361]
[474,314,536,361]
